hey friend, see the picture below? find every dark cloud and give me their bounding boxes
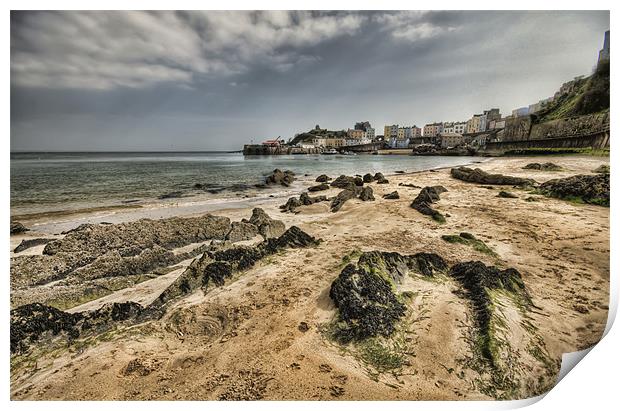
[11,10,609,151]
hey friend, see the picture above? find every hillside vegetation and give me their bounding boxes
[536,61,609,123]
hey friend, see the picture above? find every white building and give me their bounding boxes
[364,127,375,139]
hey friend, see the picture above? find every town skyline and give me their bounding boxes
[11,10,609,151]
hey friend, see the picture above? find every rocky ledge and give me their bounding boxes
[451,167,536,187]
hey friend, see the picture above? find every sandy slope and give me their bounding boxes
[10,156,610,400]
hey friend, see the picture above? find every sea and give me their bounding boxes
[10,152,485,216]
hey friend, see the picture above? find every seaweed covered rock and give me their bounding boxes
[449,261,531,364]
[450,167,536,186]
[329,264,406,342]
[10,301,147,354]
[538,173,609,206]
[265,169,295,187]
[331,189,358,212]
[523,162,562,171]
[247,208,286,239]
[225,221,259,242]
[383,191,400,200]
[410,186,448,223]
[10,221,29,235]
[359,186,375,201]
[363,173,373,183]
[308,183,330,192]
[441,232,496,256]
[315,174,331,182]
[357,251,447,283]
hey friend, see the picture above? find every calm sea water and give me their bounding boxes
[10,152,484,215]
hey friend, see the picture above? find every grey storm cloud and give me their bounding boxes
[10,10,609,151]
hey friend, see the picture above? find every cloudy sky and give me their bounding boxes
[11,10,609,151]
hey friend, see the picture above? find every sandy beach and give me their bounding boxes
[10,155,610,400]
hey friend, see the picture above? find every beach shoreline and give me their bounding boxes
[10,155,610,400]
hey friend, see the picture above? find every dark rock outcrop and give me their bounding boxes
[10,301,149,354]
[398,183,421,188]
[329,264,405,342]
[43,214,231,257]
[265,169,296,187]
[226,221,259,242]
[315,174,331,182]
[497,191,518,199]
[10,221,29,235]
[594,164,610,174]
[280,193,329,213]
[247,208,286,239]
[410,186,448,223]
[523,162,562,171]
[383,191,400,199]
[358,186,375,201]
[13,238,53,253]
[538,173,609,206]
[330,175,361,189]
[308,183,330,192]
[329,250,447,342]
[450,167,536,186]
[12,227,321,354]
[449,261,531,364]
[363,173,373,183]
[330,189,358,212]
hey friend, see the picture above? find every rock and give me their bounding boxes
[593,164,610,174]
[43,214,231,257]
[280,193,328,213]
[265,169,296,187]
[247,208,286,239]
[523,162,563,171]
[158,191,184,199]
[279,197,303,213]
[260,226,321,254]
[497,191,518,198]
[10,301,148,354]
[538,173,609,206]
[395,170,405,174]
[373,172,385,181]
[382,191,399,199]
[450,167,536,186]
[298,322,310,332]
[410,186,448,223]
[353,176,364,186]
[362,173,373,183]
[329,250,447,343]
[449,261,531,364]
[300,192,328,205]
[357,251,447,282]
[10,221,29,235]
[330,175,360,189]
[13,238,53,253]
[308,183,330,192]
[358,186,375,201]
[329,263,405,342]
[226,221,259,242]
[376,177,389,184]
[330,189,357,212]
[398,183,420,188]
[315,174,331,182]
